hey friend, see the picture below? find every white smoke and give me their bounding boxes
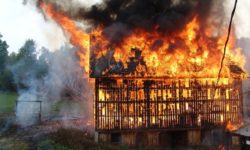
[13,46,93,127]
[224,0,250,39]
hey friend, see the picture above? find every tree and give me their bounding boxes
[0,34,8,73]
[16,39,37,63]
[11,40,48,90]
[0,34,16,91]
[11,40,37,89]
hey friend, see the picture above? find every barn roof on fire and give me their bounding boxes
[229,65,245,74]
[90,52,246,78]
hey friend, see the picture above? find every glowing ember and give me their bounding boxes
[217,145,225,150]
[226,121,244,131]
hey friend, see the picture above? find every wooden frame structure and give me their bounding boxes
[95,78,243,132]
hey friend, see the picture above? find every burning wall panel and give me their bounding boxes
[95,78,243,131]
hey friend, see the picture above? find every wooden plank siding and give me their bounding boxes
[95,78,243,131]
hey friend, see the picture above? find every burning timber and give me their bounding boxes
[88,29,247,146]
[92,76,244,145]
[95,78,243,130]
[90,44,246,146]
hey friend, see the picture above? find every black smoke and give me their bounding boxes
[78,0,216,43]
[35,0,222,44]
[79,0,213,30]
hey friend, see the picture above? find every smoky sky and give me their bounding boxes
[80,0,214,32]
[37,0,222,43]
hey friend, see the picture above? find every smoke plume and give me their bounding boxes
[11,44,93,127]
[30,0,228,44]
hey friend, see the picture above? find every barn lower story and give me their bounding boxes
[96,129,201,146]
[95,129,241,149]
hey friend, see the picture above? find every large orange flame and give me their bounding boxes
[40,1,246,79]
[40,1,90,74]
[90,17,246,78]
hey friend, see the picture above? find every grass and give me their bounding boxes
[0,137,29,150]
[37,139,74,150]
[37,128,131,150]
[0,92,17,117]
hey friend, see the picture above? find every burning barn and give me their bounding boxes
[87,4,246,145]
[39,0,247,147]
[93,78,244,145]
[91,57,245,146]
[90,18,246,146]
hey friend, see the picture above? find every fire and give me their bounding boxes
[40,1,246,79]
[90,16,246,78]
[226,121,244,131]
[96,78,244,131]
[39,1,248,147]
[39,1,90,74]
[98,90,109,101]
[217,145,225,150]
[40,1,245,131]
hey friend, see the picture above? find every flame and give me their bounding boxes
[99,90,109,101]
[217,145,225,150]
[91,16,246,78]
[40,1,246,79]
[39,1,90,74]
[226,121,244,131]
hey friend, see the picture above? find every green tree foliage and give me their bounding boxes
[10,40,49,90]
[16,39,36,62]
[0,36,49,92]
[12,40,40,89]
[0,31,57,93]
[0,34,8,72]
[0,34,16,91]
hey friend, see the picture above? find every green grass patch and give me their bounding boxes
[0,92,17,116]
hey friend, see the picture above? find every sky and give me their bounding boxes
[0,0,100,53]
[0,0,65,53]
[0,0,250,53]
